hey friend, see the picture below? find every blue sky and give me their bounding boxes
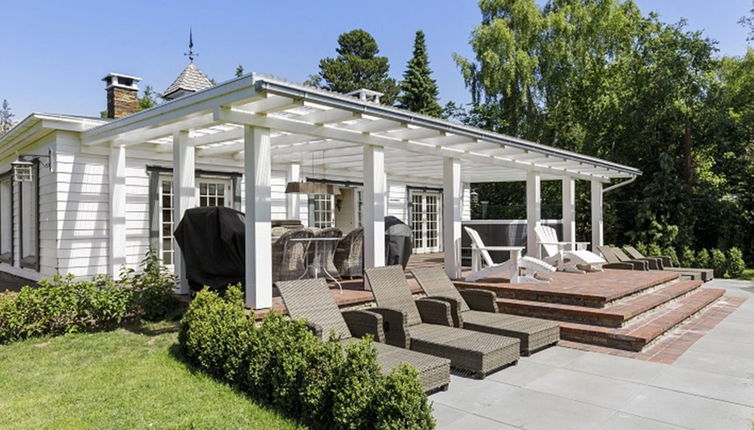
[1,0,752,119]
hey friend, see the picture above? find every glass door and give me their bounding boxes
[410,191,441,254]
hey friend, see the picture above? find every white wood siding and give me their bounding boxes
[462,183,471,221]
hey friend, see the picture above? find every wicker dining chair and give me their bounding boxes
[411,267,560,355]
[272,228,313,281]
[333,227,364,278]
[276,278,450,392]
[364,265,520,378]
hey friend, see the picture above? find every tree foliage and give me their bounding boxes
[312,29,399,104]
[0,99,14,135]
[456,0,754,263]
[398,30,443,117]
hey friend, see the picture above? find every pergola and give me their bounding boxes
[81,74,641,309]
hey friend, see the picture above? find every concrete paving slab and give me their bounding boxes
[622,385,754,430]
[432,403,518,430]
[524,367,645,410]
[598,412,689,430]
[650,366,754,407]
[525,345,586,367]
[673,348,754,379]
[474,384,616,430]
[486,359,557,387]
[565,350,667,384]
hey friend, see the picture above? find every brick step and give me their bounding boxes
[497,280,703,328]
[558,288,725,351]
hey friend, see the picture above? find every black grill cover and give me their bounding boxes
[385,216,412,269]
[173,207,246,292]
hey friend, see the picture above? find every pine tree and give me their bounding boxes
[398,30,442,117]
[314,29,399,104]
[137,86,158,111]
[0,99,14,135]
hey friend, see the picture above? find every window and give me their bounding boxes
[19,162,39,269]
[308,194,334,228]
[0,175,12,264]
[157,175,231,266]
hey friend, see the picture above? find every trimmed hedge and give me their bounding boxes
[633,243,749,279]
[0,249,178,345]
[179,286,435,430]
[727,248,746,278]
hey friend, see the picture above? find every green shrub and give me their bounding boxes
[696,249,711,269]
[178,285,253,382]
[180,289,434,429]
[647,243,663,258]
[662,247,680,267]
[680,247,696,268]
[727,248,746,279]
[120,248,178,321]
[0,274,131,344]
[634,242,649,256]
[711,249,727,278]
[374,364,435,430]
[331,338,382,429]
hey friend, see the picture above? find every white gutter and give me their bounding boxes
[603,176,636,193]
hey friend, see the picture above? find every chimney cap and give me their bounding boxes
[102,72,142,91]
[345,88,383,103]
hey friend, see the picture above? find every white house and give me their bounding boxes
[0,60,640,308]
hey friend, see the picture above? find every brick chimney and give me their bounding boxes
[102,73,142,119]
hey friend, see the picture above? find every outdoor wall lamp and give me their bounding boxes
[11,149,54,182]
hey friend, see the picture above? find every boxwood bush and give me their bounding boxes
[180,286,435,430]
[727,248,746,279]
[710,249,727,278]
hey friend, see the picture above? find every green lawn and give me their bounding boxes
[739,269,754,281]
[0,322,302,430]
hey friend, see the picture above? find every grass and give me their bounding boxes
[0,321,302,430]
[739,269,754,281]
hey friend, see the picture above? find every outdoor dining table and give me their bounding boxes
[288,237,343,292]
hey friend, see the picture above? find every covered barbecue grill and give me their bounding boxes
[173,206,246,292]
[385,216,412,269]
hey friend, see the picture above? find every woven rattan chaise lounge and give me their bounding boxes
[411,267,560,355]
[602,246,702,280]
[276,278,451,392]
[364,265,520,378]
[597,245,650,270]
[623,245,712,281]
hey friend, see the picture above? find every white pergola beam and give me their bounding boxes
[363,145,386,277]
[244,126,273,309]
[172,130,195,294]
[443,158,462,279]
[526,171,542,258]
[296,108,360,125]
[109,144,126,277]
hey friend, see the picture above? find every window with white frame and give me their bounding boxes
[0,175,12,263]
[308,194,334,228]
[20,163,39,269]
[158,175,232,265]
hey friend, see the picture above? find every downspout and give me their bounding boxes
[603,176,636,193]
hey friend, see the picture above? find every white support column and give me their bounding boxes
[526,171,542,258]
[591,179,604,252]
[443,158,462,279]
[285,163,301,220]
[244,126,273,309]
[562,177,576,245]
[363,145,385,280]
[172,130,195,294]
[109,144,126,277]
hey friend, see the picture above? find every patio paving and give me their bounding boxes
[430,278,754,430]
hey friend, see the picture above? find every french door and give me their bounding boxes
[410,191,442,254]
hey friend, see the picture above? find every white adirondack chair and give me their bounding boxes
[464,226,555,284]
[534,225,605,273]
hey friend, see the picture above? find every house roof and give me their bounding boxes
[161,63,213,100]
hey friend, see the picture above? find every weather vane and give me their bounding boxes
[185,28,198,62]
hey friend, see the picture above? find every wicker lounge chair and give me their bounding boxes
[272,228,314,281]
[535,225,606,273]
[606,246,700,280]
[333,227,364,278]
[597,245,649,270]
[411,267,560,355]
[276,278,451,393]
[364,265,521,378]
[623,245,710,281]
